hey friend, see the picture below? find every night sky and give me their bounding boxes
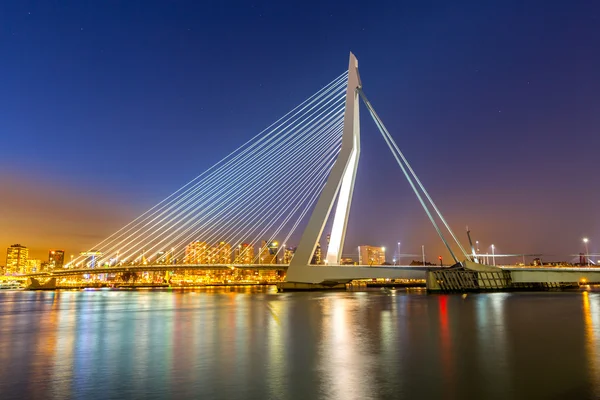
[1,1,599,264]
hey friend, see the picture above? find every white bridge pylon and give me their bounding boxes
[286,52,469,284]
[286,53,364,283]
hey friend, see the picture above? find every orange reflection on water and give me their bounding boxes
[319,295,373,400]
[266,299,285,399]
[51,292,78,398]
[582,291,600,396]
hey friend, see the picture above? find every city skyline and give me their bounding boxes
[1,2,599,264]
[5,234,599,275]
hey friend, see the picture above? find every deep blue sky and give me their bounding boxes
[1,1,599,262]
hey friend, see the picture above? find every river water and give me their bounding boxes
[0,287,599,399]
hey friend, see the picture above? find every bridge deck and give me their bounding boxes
[503,267,600,283]
[21,264,437,278]
[20,265,600,286]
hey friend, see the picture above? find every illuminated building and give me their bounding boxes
[48,249,65,268]
[283,246,296,264]
[260,240,278,264]
[6,244,28,274]
[27,259,41,273]
[185,241,209,264]
[340,257,356,265]
[358,245,386,265]
[79,251,103,268]
[234,243,254,264]
[212,241,232,264]
[155,251,166,264]
[311,243,322,264]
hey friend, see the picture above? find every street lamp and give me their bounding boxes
[491,244,496,266]
[583,238,590,266]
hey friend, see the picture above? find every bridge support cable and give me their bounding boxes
[115,116,342,265]
[72,72,349,268]
[358,89,470,263]
[113,106,344,260]
[243,145,340,263]
[168,129,342,262]
[201,150,336,264]
[92,78,347,263]
[85,72,348,259]
[113,107,344,262]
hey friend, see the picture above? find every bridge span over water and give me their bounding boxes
[55,53,595,292]
[24,264,435,280]
[22,265,600,291]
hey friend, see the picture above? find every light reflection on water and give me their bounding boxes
[582,290,600,399]
[0,287,599,399]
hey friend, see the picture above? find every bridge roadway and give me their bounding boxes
[21,264,600,286]
[503,266,600,284]
[23,264,437,279]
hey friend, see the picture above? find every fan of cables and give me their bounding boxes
[71,71,349,268]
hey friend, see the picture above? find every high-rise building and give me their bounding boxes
[212,241,232,264]
[27,259,41,273]
[185,241,209,264]
[234,243,254,264]
[79,251,103,268]
[283,247,296,264]
[311,243,322,264]
[259,240,278,264]
[48,249,65,268]
[6,244,28,275]
[358,245,386,265]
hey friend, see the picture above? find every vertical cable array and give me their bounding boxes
[71,72,348,267]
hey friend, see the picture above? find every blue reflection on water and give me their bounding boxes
[0,287,599,399]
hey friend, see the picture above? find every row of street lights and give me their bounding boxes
[481,238,592,267]
[388,237,593,267]
[474,240,495,266]
[391,241,427,266]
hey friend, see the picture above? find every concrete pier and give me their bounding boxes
[426,262,600,293]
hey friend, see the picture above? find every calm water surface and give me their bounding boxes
[1,287,599,399]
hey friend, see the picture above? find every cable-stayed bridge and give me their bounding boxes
[48,53,600,291]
